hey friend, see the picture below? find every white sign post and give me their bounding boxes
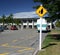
[39,17,42,50]
[36,5,48,51]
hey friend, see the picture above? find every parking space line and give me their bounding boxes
[0,53,9,55]
[1,43,9,46]
[0,43,34,54]
[12,40,18,43]
[0,45,34,54]
[17,48,34,53]
[0,48,34,55]
[1,44,34,49]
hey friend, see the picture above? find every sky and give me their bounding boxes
[0,0,38,17]
[0,0,47,18]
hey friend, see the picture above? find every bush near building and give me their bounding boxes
[55,20,60,27]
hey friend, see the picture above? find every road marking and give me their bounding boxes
[1,43,34,54]
[1,43,9,46]
[17,48,34,53]
[1,44,34,49]
[12,40,18,43]
[0,53,9,55]
[0,45,34,54]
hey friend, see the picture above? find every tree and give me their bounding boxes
[55,20,60,27]
[33,0,60,22]
[2,14,6,26]
[14,19,20,25]
[7,13,14,25]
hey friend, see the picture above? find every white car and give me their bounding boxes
[37,18,51,32]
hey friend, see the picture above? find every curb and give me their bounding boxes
[33,48,39,55]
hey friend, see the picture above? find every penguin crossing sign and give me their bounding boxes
[36,5,47,17]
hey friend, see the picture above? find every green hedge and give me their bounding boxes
[55,20,60,27]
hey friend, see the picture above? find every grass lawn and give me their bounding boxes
[37,29,60,55]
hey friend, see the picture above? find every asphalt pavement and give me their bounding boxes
[0,29,47,55]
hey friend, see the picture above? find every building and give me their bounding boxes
[0,18,52,30]
[18,18,37,29]
[0,18,38,29]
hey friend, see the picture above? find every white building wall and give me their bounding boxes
[29,23,33,25]
[34,22,37,25]
[23,23,27,25]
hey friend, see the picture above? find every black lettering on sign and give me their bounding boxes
[39,8,43,14]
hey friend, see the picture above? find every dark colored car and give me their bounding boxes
[4,25,9,30]
[0,26,4,32]
[10,25,18,30]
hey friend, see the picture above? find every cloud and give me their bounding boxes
[13,11,39,18]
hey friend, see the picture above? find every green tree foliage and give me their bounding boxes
[55,20,60,27]
[0,18,3,23]
[2,14,6,25]
[33,0,60,22]
[14,19,20,25]
[7,13,14,25]
[0,14,22,26]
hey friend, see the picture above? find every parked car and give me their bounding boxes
[10,25,18,30]
[4,25,9,30]
[0,26,4,32]
[37,18,51,32]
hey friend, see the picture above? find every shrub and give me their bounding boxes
[55,20,60,27]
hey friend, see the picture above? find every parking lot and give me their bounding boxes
[0,29,47,55]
